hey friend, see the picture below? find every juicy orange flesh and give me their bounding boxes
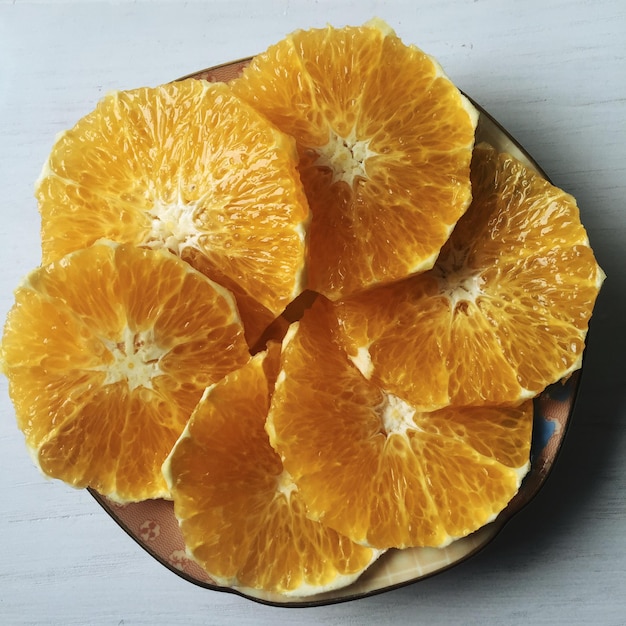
[37,79,309,327]
[165,346,375,594]
[335,144,603,410]
[267,297,532,549]
[1,244,250,502]
[231,23,476,299]
[181,247,276,348]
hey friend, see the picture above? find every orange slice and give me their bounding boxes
[334,143,605,411]
[0,243,250,502]
[231,19,478,300]
[163,344,380,597]
[36,78,310,345]
[266,297,533,549]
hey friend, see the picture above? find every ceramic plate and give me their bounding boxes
[90,58,581,607]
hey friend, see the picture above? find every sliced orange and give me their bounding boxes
[266,297,533,550]
[36,78,310,345]
[163,344,380,597]
[334,143,605,411]
[231,19,478,300]
[0,243,250,502]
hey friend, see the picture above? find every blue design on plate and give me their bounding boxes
[534,413,556,452]
[530,398,557,463]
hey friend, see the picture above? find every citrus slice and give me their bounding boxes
[231,19,478,300]
[163,344,380,597]
[36,78,310,344]
[266,297,533,550]
[334,143,605,411]
[0,243,250,503]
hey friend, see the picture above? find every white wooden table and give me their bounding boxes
[1,1,624,624]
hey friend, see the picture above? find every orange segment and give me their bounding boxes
[163,344,379,597]
[266,297,533,549]
[231,19,478,299]
[0,243,250,502]
[335,143,605,410]
[36,78,310,345]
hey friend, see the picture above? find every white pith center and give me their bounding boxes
[378,393,418,437]
[439,269,483,309]
[145,198,202,255]
[276,469,298,501]
[98,326,166,391]
[314,127,378,186]
[433,247,484,309]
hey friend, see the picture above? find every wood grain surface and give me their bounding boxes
[1,1,624,624]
